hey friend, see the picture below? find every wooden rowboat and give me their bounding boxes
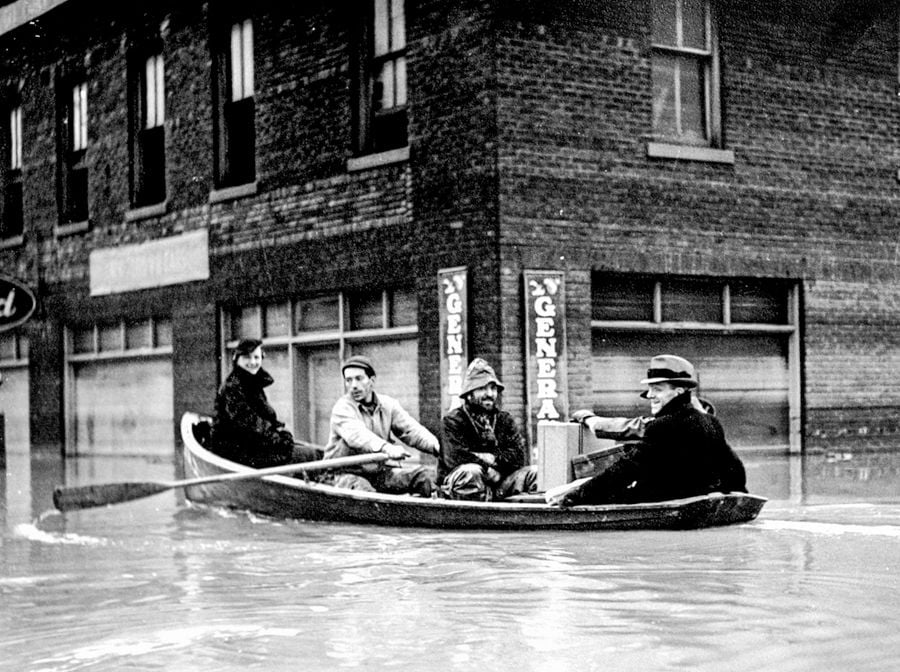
[181,412,767,530]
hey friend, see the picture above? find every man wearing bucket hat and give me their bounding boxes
[323,354,438,497]
[547,354,746,506]
[439,358,538,500]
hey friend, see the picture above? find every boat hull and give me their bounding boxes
[180,413,766,530]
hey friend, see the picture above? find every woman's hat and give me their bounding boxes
[232,338,263,362]
[639,354,698,387]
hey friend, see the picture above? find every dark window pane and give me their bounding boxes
[154,318,172,347]
[229,307,259,340]
[222,97,255,186]
[372,107,407,153]
[349,291,384,330]
[72,327,94,354]
[679,56,706,141]
[593,276,655,321]
[294,296,340,332]
[390,288,417,327]
[64,162,88,223]
[125,320,151,350]
[661,279,722,322]
[2,181,23,237]
[652,0,677,44]
[98,323,122,352]
[0,333,16,360]
[682,0,707,49]
[264,302,290,337]
[731,281,789,324]
[651,54,678,137]
[136,125,165,206]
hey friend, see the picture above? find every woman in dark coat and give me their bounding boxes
[210,338,319,468]
[548,354,747,506]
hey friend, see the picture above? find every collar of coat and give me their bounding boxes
[654,390,694,419]
[233,366,275,388]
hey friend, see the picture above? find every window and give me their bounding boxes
[354,0,407,155]
[650,0,720,147]
[591,274,800,452]
[1,101,23,238]
[65,318,173,455]
[213,17,255,188]
[130,49,166,207]
[57,79,89,225]
[223,288,420,447]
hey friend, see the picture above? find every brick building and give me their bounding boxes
[0,0,897,461]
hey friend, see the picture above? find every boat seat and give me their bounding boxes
[192,419,213,448]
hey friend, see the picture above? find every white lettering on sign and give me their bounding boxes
[0,289,16,318]
[528,275,565,421]
[440,270,468,408]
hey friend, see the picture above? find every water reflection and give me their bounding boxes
[2,449,900,672]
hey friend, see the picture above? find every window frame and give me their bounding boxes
[129,44,167,209]
[591,273,802,453]
[56,74,89,229]
[648,0,726,158]
[211,15,256,191]
[1,98,24,241]
[221,288,420,443]
[353,0,408,159]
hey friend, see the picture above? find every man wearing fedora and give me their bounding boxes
[323,354,439,497]
[439,358,538,500]
[546,354,746,506]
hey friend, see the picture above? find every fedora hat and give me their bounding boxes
[639,354,698,388]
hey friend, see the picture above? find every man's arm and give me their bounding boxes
[385,398,440,456]
[441,411,494,472]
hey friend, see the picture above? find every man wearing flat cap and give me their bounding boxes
[323,354,438,497]
[439,358,537,500]
[547,354,746,506]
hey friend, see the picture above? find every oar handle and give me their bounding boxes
[176,452,390,488]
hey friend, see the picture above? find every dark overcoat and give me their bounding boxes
[210,366,294,468]
[438,405,528,485]
[568,391,747,505]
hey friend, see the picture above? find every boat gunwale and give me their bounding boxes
[180,412,768,518]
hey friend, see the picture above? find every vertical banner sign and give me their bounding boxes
[438,267,468,413]
[523,270,568,445]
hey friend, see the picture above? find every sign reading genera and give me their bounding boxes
[438,267,468,413]
[89,229,210,296]
[523,270,568,435]
[0,275,36,332]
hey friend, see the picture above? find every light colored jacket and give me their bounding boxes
[324,392,439,462]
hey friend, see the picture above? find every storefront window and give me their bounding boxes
[224,288,418,446]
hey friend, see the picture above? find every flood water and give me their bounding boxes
[2,447,900,672]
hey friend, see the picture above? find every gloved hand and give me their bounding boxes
[570,409,595,424]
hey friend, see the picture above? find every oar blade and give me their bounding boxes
[53,481,173,512]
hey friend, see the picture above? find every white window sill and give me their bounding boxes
[347,146,410,172]
[209,181,258,204]
[125,201,167,222]
[56,220,90,237]
[0,234,24,249]
[647,142,735,164]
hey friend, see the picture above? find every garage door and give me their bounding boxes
[592,331,791,451]
[71,357,174,455]
[67,318,173,456]
[0,366,29,451]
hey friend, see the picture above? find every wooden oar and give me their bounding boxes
[52,452,390,513]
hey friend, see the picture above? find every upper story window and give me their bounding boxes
[213,17,255,189]
[1,101,23,239]
[130,48,166,208]
[650,0,721,148]
[57,78,89,225]
[354,0,407,156]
